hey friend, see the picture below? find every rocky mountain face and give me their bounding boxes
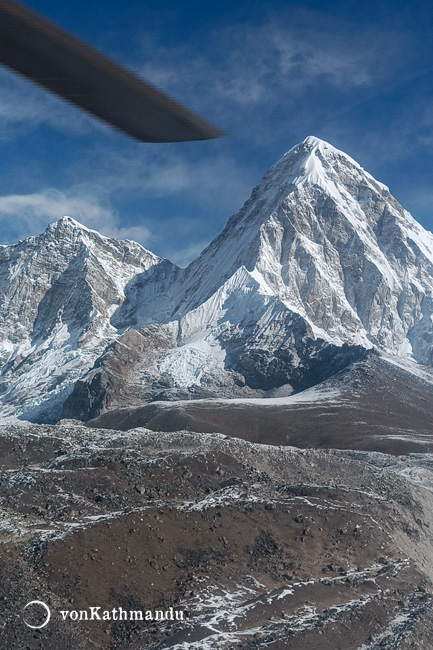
[1,136,433,422]
[0,217,170,421]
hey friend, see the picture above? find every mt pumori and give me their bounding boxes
[1,135,433,423]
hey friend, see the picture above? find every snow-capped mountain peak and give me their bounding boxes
[2,137,433,423]
[0,216,170,421]
[258,135,389,210]
[48,214,85,229]
[171,137,433,361]
[284,135,367,168]
[44,215,99,244]
[44,215,160,260]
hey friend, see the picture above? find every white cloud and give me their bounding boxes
[0,8,411,157]
[136,17,406,116]
[0,143,260,260]
[166,240,210,268]
[72,146,259,213]
[0,189,151,246]
[0,5,423,261]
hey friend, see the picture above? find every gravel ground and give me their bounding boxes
[0,423,432,649]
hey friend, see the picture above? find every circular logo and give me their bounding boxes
[23,600,51,629]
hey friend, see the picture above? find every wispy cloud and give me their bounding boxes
[83,147,258,209]
[0,2,429,257]
[0,189,151,246]
[165,239,210,268]
[0,8,415,153]
[0,143,259,259]
[136,16,408,119]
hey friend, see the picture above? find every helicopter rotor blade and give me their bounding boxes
[0,0,224,143]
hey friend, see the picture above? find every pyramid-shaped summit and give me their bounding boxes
[1,137,433,422]
[170,136,433,353]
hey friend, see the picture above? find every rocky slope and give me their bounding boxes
[86,353,433,455]
[1,423,433,649]
[1,136,433,422]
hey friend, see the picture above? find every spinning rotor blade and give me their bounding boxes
[0,0,224,142]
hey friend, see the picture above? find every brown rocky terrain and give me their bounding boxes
[86,355,433,456]
[0,422,433,648]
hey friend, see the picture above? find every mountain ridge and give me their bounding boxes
[1,136,433,422]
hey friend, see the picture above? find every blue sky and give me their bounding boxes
[0,0,432,265]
